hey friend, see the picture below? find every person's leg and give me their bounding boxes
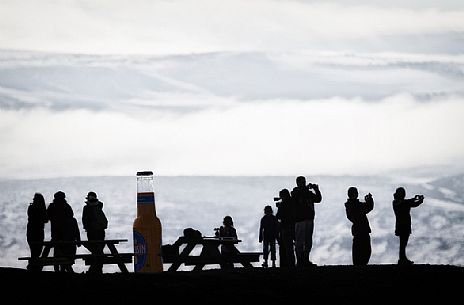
[365,234,372,265]
[282,229,295,268]
[28,243,43,271]
[399,234,412,264]
[270,240,276,267]
[353,234,370,265]
[304,219,314,265]
[87,230,105,273]
[294,222,305,267]
[352,236,359,265]
[54,246,64,272]
[262,240,269,267]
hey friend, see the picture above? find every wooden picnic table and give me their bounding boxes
[18,239,133,273]
[162,236,262,272]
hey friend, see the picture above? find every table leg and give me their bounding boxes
[194,244,227,271]
[41,245,51,258]
[107,243,129,273]
[168,242,196,272]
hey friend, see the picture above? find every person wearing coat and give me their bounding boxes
[345,187,374,265]
[26,193,48,271]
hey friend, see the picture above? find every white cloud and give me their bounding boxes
[0,0,463,54]
[1,94,463,178]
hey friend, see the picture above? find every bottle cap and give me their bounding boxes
[137,171,154,176]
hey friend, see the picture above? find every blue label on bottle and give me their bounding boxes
[137,192,155,204]
[133,230,147,272]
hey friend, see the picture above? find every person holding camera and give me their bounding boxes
[392,187,424,265]
[291,176,322,268]
[275,189,296,269]
[344,187,374,265]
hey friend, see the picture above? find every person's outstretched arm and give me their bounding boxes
[409,196,424,208]
[365,195,374,214]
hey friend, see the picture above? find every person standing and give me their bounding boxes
[345,187,374,265]
[291,176,322,268]
[259,205,279,268]
[392,187,424,265]
[26,193,48,271]
[47,191,74,272]
[82,191,108,274]
[275,189,296,269]
[61,216,82,273]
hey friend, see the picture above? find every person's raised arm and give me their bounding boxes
[310,184,322,203]
[364,193,374,214]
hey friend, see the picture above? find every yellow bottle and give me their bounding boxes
[133,171,163,273]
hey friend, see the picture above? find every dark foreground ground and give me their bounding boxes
[1,264,462,304]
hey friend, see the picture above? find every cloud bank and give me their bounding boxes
[1,93,463,178]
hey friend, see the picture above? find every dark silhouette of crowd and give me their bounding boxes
[26,190,107,273]
[265,176,425,269]
[26,176,426,273]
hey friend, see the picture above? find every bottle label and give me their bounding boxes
[133,230,147,272]
[137,192,155,204]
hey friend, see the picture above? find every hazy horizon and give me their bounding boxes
[2,175,463,271]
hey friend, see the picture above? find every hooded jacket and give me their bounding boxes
[82,199,107,232]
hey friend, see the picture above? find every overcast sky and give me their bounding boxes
[0,0,463,178]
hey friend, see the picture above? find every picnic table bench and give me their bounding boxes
[18,239,133,273]
[162,236,262,271]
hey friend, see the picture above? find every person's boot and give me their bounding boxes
[271,260,276,268]
[262,260,268,268]
[398,257,414,265]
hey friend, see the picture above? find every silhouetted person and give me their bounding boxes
[291,176,322,267]
[61,217,81,273]
[393,187,424,265]
[46,191,74,272]
[82,191,108,274]
[345,187,374,265]
[26,193,48,271]
[259,205,279,268]
[275,188,296,269]
[215,215,239,269]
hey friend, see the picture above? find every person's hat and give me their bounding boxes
[86,191,97,200]
[54,191,66,200]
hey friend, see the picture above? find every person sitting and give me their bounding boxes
[215,216,239,268]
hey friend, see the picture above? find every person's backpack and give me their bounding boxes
[96,208,108,230]
[88,205,108,231]
[183,228,202,239]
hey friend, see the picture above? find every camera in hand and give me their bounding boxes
[274,197,282,207]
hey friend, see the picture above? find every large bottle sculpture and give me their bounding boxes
[133,171,163,273]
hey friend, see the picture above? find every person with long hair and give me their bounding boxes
[392,187,424,265]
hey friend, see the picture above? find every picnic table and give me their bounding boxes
[162,236,262,271]
[18,239,134,273]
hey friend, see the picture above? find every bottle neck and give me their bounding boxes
[137,192,157,218]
